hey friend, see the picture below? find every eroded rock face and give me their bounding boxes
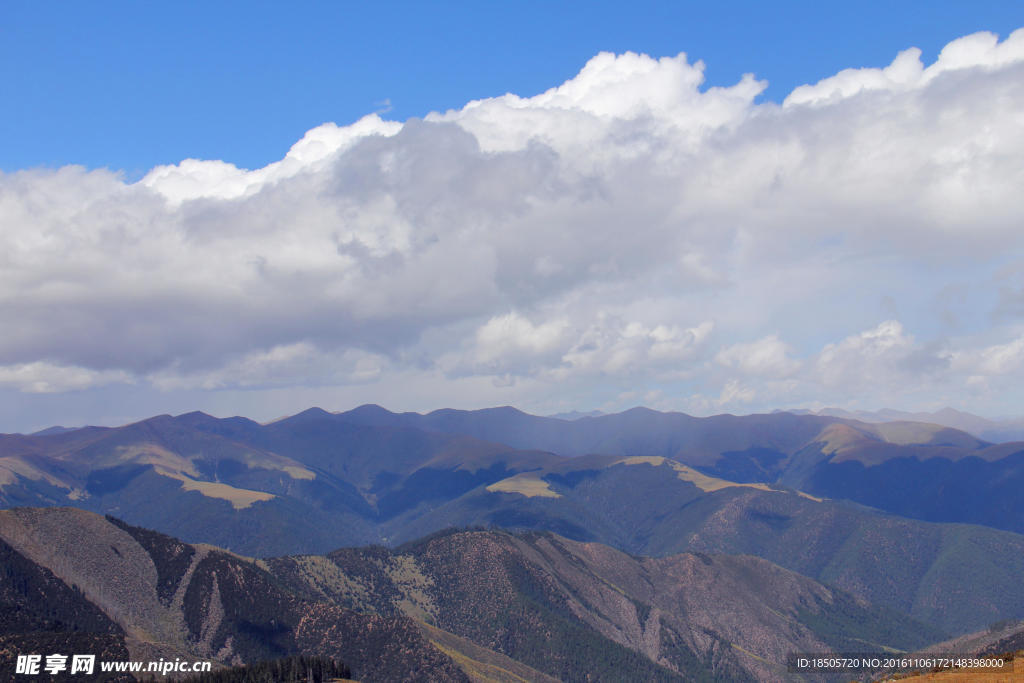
[0,508,468,682]
[269,527,943,682]
[0,508,954,683]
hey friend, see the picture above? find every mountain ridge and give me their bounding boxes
[1,405,1023,637]
[0,508,950,682]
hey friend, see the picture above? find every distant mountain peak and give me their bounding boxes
[620,406,660,415]
[262,407,338,428]
[480,405,528,415]
[178,410,214,418]
[349,403,394,415]
[30,425,78,436]
[173,410,220,426]
[423,405,530,419]
[291,406,334,419]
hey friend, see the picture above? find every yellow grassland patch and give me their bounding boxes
[155,468,274,509]
[222,452,315,480]
[870,421,946,446]
[486,473,561,498]
[430,640,535,683]
[730,642,772,666]
[280,465,315,480]
[418,620,560,683]
[115,444,200,477]
[615,456,822,502]
[117,442,315,481]
[0,456,77,492]
[192,543,258,564]
[815,424,868,455]
[114,441,310,509]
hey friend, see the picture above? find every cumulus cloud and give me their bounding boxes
[949,334,1024,377]
[716,335,800,378]
[140,114,403,203]
[785,29,1024,106]
[0,362,133,394]
[815,321,918,388]
[557,316,713,377]
[148,343,388,391]
[451,310,712,381]
[4,28,1024,422]
[469,312,570,373]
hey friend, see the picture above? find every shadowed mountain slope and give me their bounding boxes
[4,405,1022,547]
[0,508,947,683]
[330,404,1024,535]
[0,411,562,555]
[371,455,1024,635]
[0,508,469,682]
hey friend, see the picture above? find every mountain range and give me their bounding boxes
[2,404,1024,677]
[0,507,959,682]
[3,405,1022,548]
[786,406,1024,444]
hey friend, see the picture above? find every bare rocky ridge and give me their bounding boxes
[0,507,190,655]
[270,528,943,682]
[0,509,468,682]
[0,507,951,682]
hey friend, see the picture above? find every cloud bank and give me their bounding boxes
[3,29,1024,422]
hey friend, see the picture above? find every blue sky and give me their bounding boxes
[2,3,1024,431]
[4,1,1021,174]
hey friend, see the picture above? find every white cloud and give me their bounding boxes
[558,317,713,377]
[140,114,402,204]
[148,343,388,391]
[784,29,1024,106]
[949,334,1024,376]
[471,312,570,370]
[718,379,756,406]
[4,29,1024,423]
[815,321,917,388]
[716,335,800,378]
[426,51,766,159]
[451,310,712,380]
[0,362,133,394]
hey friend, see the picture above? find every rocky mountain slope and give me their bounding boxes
[0,508,948,682]
[0,508,467,682]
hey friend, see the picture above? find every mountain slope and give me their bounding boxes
[373,454,1024,635]
[806,406,1024,443]
[1,406,1023,641]
[268,527,943,682]
[0,508,467,682]
[0,508,955,683]
[334,405,1024,536]
[0,411,561,555]
[5,405,1023,550]
[3,411,1024,637]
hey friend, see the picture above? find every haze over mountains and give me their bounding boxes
[7,403,1022,545]
[2,403,1023,678]
[787,406,1024,444]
